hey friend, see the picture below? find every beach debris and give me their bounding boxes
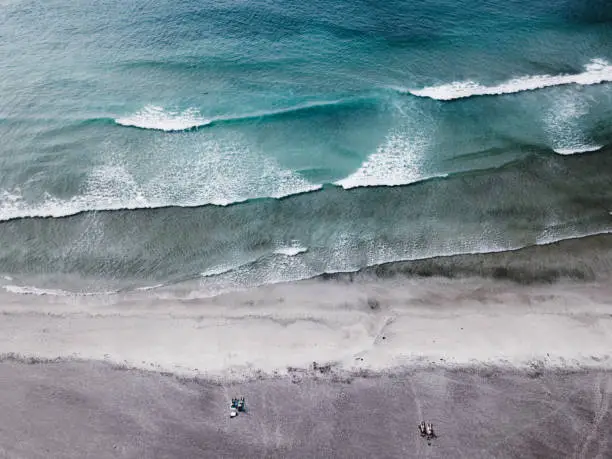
[230,397,246,418]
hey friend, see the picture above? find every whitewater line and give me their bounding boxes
[0,184,324,222]
[0,169,451,222]
[553,144,603,155]
[115,106,211,131]
[407,58,612,101]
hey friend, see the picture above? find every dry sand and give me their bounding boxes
[0,359,610,458]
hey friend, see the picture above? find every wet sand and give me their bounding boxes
[0,358,610,458]
[1,264,612,377]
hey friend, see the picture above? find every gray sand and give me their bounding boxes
[0,359,610,459]
[2,235,612,458]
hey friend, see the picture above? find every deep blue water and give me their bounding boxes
[1,0,612,295]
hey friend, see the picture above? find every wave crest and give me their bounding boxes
[336,127,448,189]
[115,105,211,131]
[406,59,612,101]
[553,144,603,155]
[273,244,308,257]
[114,98,365,132]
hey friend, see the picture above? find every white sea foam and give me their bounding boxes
[192,244,311,297]
[273,245,308,257]
[553,144,603,155]
[544,92,604,155]
[201,265,241,278]
[407,59,612,101]
[115,105,211,131]
[3,285,70,296]
[134,284,165,292]
[336,130,446,189]
[0,137,322,222]
[3,285,114,296]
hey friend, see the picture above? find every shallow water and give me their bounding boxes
[1,0,611,294]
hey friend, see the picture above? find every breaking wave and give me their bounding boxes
[273,245,308,257]
[335,130,448,189]
[543,91,604,156]
[0,183,323,223]
[115,105,210,131]
[114,98,368,132]
[553,144,603,155]
[1,134,607,223]
[0,136,323,222]
[406,59,612,101]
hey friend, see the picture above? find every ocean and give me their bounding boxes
[1,0,612,296]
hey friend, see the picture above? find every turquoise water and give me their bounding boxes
[1,0,612,294]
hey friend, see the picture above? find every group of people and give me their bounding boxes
[230,397,246,418]
[418,421,436,440]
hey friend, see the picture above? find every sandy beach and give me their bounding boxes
[2,0,612,456]
[1,359,610,458]
[1,235,612,457]
[2,235,612,378]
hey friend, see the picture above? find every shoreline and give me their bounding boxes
[1,278,611,378]
[315,232,612,284]
[1,231,612,456]
[0,234,611,380]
